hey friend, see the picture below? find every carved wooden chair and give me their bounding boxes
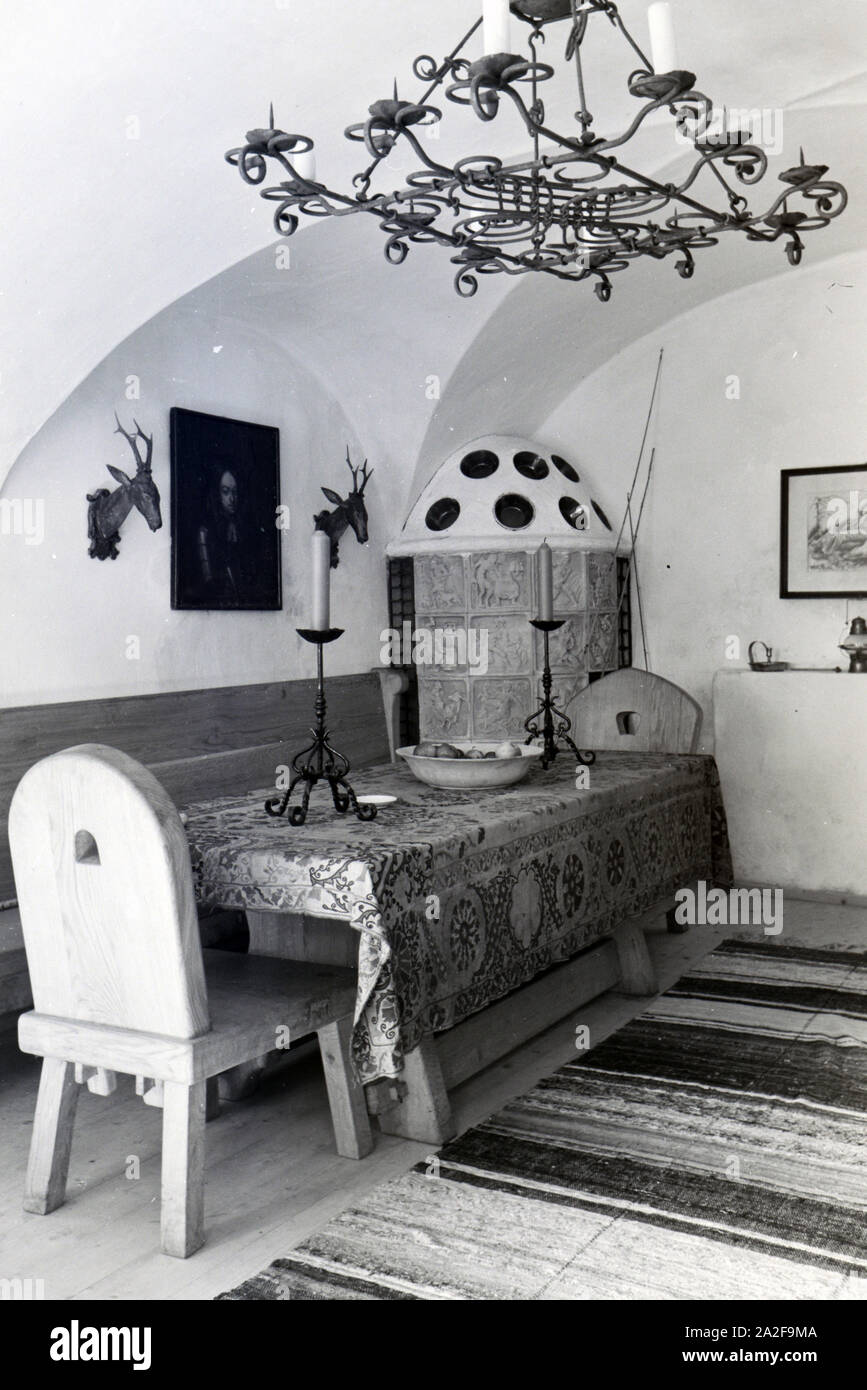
[9,744,372,1258]
[571,668,702,754]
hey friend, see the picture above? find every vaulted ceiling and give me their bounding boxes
[2,0,865,488]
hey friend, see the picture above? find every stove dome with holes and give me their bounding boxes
[387,436,623,555]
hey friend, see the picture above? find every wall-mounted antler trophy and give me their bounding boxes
[314,447,373,569]
[87,415,162,560]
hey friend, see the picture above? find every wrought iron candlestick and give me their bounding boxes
[525,619,596,771]
[265,628,376,825]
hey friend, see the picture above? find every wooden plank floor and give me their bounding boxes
[0,900,863,1302]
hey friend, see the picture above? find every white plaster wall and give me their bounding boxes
[5,244,864,718]
[714,671,867,894]
[540,250,867,755]
[0,197,519,708]
[0,305,385,706]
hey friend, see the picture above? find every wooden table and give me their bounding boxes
[183,752,732,1142]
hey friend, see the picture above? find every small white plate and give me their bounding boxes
[356,794,398,807]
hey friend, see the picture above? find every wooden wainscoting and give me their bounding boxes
[0,674,390,906]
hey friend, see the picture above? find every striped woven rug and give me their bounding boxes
[218,940,867,1300]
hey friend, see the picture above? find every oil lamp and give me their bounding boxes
[840,616,867,673]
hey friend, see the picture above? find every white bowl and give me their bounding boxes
[396,741,543,790]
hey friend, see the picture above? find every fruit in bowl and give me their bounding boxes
[398,740,542,789]
[494,741,523,758]
[413,742,463,758]
[412,742,525,760]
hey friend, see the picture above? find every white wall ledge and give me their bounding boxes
[713,669,867,897]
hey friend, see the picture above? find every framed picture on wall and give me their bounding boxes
[170,407,282,610]
[780,464,867,598]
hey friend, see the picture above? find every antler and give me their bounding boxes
[346,445,372,495]
[114,413,153,474]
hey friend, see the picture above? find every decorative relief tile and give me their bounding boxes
[554,673,590,723]
[568,694,597,752]
[472,678,532,740]
[534,615,586,672]
[470,615,532,675]
[470,551,530,611]
[413,545,623,739]
[414,616,468,673]
[419,677,469,740]
[586,612,618,670]
[414,554,466,614]
[587,551,617,610]
[552,550,586,612]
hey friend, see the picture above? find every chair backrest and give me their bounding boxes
[571,669,702,753]
[8,744,209,1037]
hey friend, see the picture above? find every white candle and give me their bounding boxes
[293,148,316,182]
[648,2,678,73]
[483,0,511,56]
[311,530,331,630]
[537,541,553,621]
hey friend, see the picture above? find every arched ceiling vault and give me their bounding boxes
[2,1,865,493]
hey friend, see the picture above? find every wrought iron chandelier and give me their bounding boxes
[225,0,847,300]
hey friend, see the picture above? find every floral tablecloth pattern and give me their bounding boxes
[184,753,732,1083]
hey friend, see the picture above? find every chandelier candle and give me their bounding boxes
[536,540,554,622]
[293,149,316,182]
[648,2,678,74]
[483,0,511,56]
[311,529,331,630]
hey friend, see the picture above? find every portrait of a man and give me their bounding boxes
[170,407,282,610]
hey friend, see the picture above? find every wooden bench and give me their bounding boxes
[246,908,657,1143]
[0,906,28,1016]
[0,672,392,1017]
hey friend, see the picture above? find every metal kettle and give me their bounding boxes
[748,641,788,671]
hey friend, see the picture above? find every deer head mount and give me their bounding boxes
[87,415,162,560]
[313,447,373,569]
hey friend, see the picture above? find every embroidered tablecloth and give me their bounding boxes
[183,753,732,1083]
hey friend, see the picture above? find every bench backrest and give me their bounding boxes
[0,673,390,904]
[9,744,209,1037]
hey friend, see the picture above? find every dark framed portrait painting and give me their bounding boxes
[780,464,867,598]
[170,407,282,610]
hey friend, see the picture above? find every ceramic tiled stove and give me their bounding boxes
[388,436,628,744]
[413,548,620,741]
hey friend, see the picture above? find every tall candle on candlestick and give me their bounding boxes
[483,0,511,55]
[536,540,554,621]
[311,530,331,630]
[648,2,678,73]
